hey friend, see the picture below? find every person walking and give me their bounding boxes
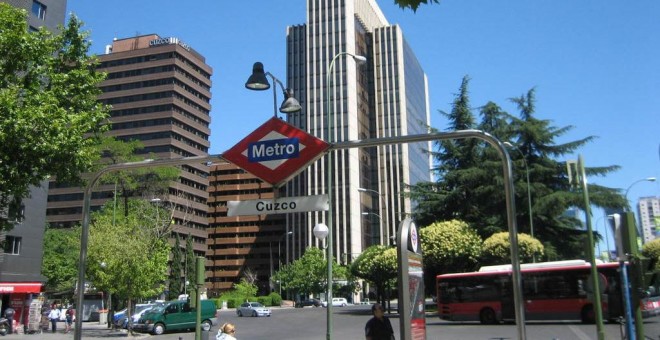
[216,322,237,340]
[47,304,60,333]
[365,303,394,340]
[65,306,75,333]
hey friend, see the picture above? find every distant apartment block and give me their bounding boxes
[206,163,285,295]
[46,34,213,255]
[639,196,660,244]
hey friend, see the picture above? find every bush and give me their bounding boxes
[269,292,282,306]
[482,232,544,265]
[257,296,271,306]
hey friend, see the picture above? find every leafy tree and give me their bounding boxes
[0,5,109,231]
[86,199,170,324]
[167,233,183,300]
[481,232,544,265]
[642,239,660,271]
[273,247,328,297]
[233,278,258,299]
[41,227,81,294]
[419,220,482,293]
[185,234,196,297]
[410,78,625,259]
[350,246,397,306]
[394,0,439,11]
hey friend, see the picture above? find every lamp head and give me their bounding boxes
[279,88,302,113]
[352,55,368,65]
[245,62,270,90]
[647,177,657,182]
[313,223,329,240]
[361,212,369,216]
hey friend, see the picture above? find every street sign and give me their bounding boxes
[227,195,328,216]
[222,117,330,186]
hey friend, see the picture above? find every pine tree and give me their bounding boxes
[167,234,183,300]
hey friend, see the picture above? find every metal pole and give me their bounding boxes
[620,260,636,340]
[577,155,606,340]
[74,131,527,339]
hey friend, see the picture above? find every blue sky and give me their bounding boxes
[65,0,659,250]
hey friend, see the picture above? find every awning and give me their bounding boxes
[0,282,42,293]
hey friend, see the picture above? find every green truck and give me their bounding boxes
[133,299,218,335]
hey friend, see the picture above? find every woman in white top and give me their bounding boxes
[216,322,237,340]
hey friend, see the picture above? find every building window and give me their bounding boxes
[3,236,22,255]
[31,1,47,20]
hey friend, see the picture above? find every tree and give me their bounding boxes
[410,78,625,259]
[642,239,660,271]
[233,278,258,300]
[273,248,328,297]
[350,246,397,306]
[481,232,544,265]
[0,5,109,231]
[41,227,81,294]
[394,0,439,11]
[167,233,183,300]
[86,199,170,326]
[419,220,482,293]
[185,234,196,298]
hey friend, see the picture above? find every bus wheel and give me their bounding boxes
[479,307,498,325]
[581,304,595,324]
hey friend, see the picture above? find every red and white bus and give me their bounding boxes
[436,260,660,324]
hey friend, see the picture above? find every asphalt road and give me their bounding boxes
[4,305,660,339]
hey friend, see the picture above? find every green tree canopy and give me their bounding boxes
[410,77,625,259]
[0,5,109,230]
[350,245,397,306]
[273,247,328,297]
[86,199,170,309]
[41,227,81,294]
[420,219,482,274]
[481,232,544,265]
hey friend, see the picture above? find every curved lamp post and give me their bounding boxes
[246,62,302,117]
[503,142,534,240]
[358,187,387,245]
[324,52,366,340]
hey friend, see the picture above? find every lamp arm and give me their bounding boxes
[266,72,288,94]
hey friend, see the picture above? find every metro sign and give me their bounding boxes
[222,117,330,186]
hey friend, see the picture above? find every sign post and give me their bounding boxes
[397,218,426,340]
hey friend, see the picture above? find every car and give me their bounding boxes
[237,302,271,317]
[133,299,218,335]
[295,299,321,308]
[122,303,162,329]
[321,297,348,307]
[112,308,128,328]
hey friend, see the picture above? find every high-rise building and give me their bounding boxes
[0,0,67,324]
[206,163,285,296]
[284,0,431,272]
[639,196,660,244]
[46,34,213,255]
[1,0,66,32]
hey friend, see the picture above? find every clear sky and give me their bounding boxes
[65,0,659,251]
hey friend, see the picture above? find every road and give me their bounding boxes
[4,305,660,339]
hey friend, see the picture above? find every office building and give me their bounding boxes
[0,0,66,326]
[639,196,660,244]
[206,163,285,295]
[46,34,213,256]
[284,0,432,274]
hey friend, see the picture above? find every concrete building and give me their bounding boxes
[283,0,432,273]
[639,196,660,244]
[0,0,66,327]
[46,34,213,256]
[206,163,285,296]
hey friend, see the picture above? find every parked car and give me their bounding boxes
[112,308,128,328]
[295,299,321,308]
[321,298,348,307]
[122,303,162,329]
[237,302,271,317]
[133,299,218,335]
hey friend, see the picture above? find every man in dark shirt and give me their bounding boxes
[365,303,394,340]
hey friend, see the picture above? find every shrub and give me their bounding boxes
[482,232,544,265]
[257,296,271,306]
[269,292,282,306]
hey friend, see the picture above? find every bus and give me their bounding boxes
[436,260,660,324]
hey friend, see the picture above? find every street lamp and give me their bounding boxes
[324,51,366,340]
[358,187,387,245]
[361,212,383,245]
[245,62,302,117]
[278,231,293,270]
[503,142,534,240]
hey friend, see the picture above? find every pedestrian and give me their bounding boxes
[3,307,14,334]
[65,306,75,333]
[365,303,394,340]
[47,304,60,333]
[216,322,237,340]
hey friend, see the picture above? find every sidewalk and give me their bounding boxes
[2,322,150,339]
